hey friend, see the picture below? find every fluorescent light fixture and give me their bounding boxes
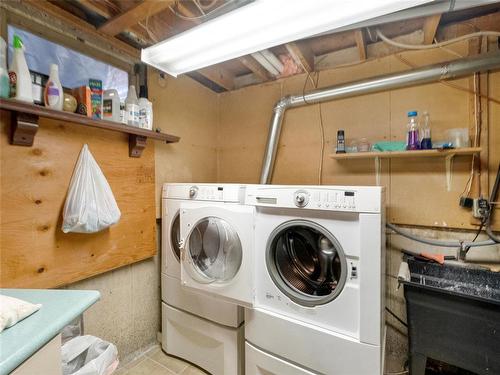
[142,0,433,77]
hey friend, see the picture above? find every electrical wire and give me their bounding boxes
[169,0,236,21]
[302,71,325,185]
[386,307,408,328]
[196,0,219,10]
[376,29,500,51]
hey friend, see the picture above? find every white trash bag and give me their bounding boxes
[62,144,121,233]
[62,335,119,375]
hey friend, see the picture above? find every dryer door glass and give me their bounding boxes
[186,217,242,283]
[170,213,181,261]
[266,221,347,307]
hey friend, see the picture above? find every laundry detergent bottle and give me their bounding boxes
[44,64,63,110]
[9,35,33,103]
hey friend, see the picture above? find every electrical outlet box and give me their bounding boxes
[472,198,490,219]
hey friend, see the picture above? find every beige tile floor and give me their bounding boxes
[115,347,208,375]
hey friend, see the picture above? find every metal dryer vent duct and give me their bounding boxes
[259,52,500,184]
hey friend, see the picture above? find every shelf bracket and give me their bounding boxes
[374,157,381,186]
[129,135,147,158]
[11,112,39,146]
[445,154,454,192]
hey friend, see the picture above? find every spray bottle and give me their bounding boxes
[9,35,33,103]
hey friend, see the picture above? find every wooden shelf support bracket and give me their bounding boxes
[129,134,148,158]
[11,112,39,146]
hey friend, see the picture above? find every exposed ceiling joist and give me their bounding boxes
[21,0,140,60]
[354,29,367,60]
[285,42,315,72]
[198,66,235,91]
[238,55,272,81]
[75,0,153,45]
[423,13,442,44]
[99,0,174,36]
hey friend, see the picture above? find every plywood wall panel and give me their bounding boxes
[218,82,282,183]
[217,48,499,230]
[151,72,219,216]
[1,112,156,288]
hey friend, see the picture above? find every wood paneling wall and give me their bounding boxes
[217,43,500,230]
[150,71,219,218]
[0,113,156,288]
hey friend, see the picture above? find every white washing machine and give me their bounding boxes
[243,185,385,375]
[161,183,245,375]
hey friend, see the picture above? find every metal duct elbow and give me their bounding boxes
[259,96,296,184]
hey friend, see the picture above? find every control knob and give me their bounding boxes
[294,190,309,207]
[189,186,198,198]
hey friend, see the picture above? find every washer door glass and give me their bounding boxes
[186,217,242,283]
[266,221,347,307]
[170,213,181,261]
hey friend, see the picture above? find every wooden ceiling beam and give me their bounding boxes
[238,55,272,81]
[99,0,175,36]
[198,66,235,91]
[21,0,140,60]
[354,29,367,60]
[75,0,153,45]
[423,14,442,44]
[285,42,314,72]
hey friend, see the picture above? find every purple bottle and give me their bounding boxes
[406,111,420,150]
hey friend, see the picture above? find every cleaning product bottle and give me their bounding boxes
[9,35,33,103]
[103,89,121,122]
[44,64,63,110]
[420,111,432,149]
[406,111,420,150]
[0,37,9,98]
[138,86,153,130]
[125,85,139,127]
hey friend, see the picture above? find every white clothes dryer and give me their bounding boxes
[244,184,385,375]
[161,183,245,375]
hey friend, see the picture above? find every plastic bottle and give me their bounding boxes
[406,111,420,150]
[0,37,9,98]
[9,35,33,103]
[103,89,121,122]
[44,64,63,110]
[138,97,153,130]
[125,85,139,127]
[420,111,432,149]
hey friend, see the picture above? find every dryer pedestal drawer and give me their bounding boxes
[245,341,316,375]
[162,303,243,375]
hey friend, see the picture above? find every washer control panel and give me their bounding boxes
[293,189,357,211]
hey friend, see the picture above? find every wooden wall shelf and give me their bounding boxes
[329,147,482,159]
[329,147,482,190]
[0,98,180,157]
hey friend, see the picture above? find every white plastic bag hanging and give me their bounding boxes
[61,335,119,375]
[62,144,121,233]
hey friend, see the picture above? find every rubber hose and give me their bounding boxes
[386,223,495,248]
